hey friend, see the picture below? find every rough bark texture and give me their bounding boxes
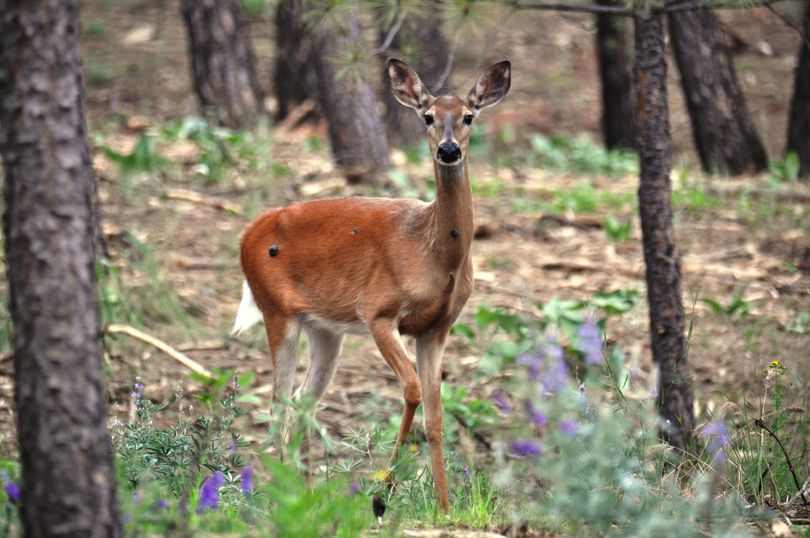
[596,0,635,150]
[274,0,319,121]
[634,12,694,451]
[0,1,122,536]
[180,0,265,129]
[313,13,391,182]
[668,8,767,175]
[381,8,449,147]
[786,5,810,179]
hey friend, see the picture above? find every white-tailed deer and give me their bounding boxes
[233,59,511,511]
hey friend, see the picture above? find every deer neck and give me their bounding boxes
[424,160,474,270]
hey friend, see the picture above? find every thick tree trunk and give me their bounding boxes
[0,1,122,536]
[274,0,319,121]
[380,8,449,147]
[595,0,635,150]
[180,0,265,129]
[668,8,767,175]
[313,13,391,182]
[634,12,694,452]
[786,5,810,179]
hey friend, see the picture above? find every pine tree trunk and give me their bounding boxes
[786,5,810,179]
[0,1,122,536]
[668,8,767,175]
[634,12,694,452]
[313,13,391,182]
[274,0,319,121]
[380,7,449,147]
[595,0,635,150]
[180,0,265,129]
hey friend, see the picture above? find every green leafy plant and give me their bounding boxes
[768,152,800,185]
[703,288,751,319]
[604,214,632,242]
[528,134,638,176]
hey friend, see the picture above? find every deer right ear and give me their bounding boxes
[388,59,431,111]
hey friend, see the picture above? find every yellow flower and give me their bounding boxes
[770,360,781,368]
[372,470,391,482]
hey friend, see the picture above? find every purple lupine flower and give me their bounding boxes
[510,439,543,457]
[491,389,513,413]
[130,391,141,400]
[156,499,170,511]
[463,466,472,483]
[577,317,603,365]
[240,466,253,495]
[134,382,145,392]
[701,420,731,463]
[523,399,548,427]
[559,419,580,436]
[519,340,570,393]
[2,472,21,504]
[348,482,361,496]
[197,471,225,512]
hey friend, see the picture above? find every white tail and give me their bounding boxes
[231,280,263,336]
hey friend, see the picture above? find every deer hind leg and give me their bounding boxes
[264,314,301,453]
[295,324,344,403]
[416,329,450,512]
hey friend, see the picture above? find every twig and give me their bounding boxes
[164,188,243,215]
[762,0,810,49]
[754,418,807,505]
[512,0,795,16]
[105,324,213,379]
[372,10,407,55]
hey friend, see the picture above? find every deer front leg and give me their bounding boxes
[416,329,450,512]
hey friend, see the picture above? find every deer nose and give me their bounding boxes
[437,142,461,163]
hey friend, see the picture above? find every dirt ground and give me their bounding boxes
[1,0,809,461]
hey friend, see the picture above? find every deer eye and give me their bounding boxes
[463,114,474,125]
[424,114,435,126]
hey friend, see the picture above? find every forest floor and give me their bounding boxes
[0,0,809,535]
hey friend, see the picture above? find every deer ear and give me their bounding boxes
[388,59,431,111]
[467,60,511,111]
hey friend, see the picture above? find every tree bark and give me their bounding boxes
[0,1,122,536]
[668,7,767,175]
[634,12,694,451]
[313,12,391,182]
[180,0,265,129]
[786,4,810,179]
[595,0,635,150]
[380,6,449,147]
[273,0,319,121]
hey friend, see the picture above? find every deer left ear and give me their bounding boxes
[467,60,511,111]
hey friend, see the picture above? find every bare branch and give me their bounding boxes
[762,0,810,49]
[373,9,408,55]
[511,0,796,17]
[105,324,213,379]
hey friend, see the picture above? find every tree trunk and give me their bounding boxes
[180,0,265,129]
[273,0,319,122]
[380,7,449,147]
[668,8,767,175]
[634,12,694,452]
[313,12,391,182]
[0,1,122,536]
[595,0,635,150]
[786,4,810,179]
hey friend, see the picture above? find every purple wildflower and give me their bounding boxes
[510,439,543,457]
[134,382,145,392]
[701,420,731,463]
[197,471,225,512]
[156,499,170,511]
[463,466,472,483]
[130,391,141,400]
[348,482,361,496]
[240,466,253,495]
[518,340,570,393]
[491,389,513,413]
[1,472,21,504]
[559,419,580,436]
[577,317,603,365]
[523,399,548,427]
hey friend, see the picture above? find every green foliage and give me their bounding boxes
[83,19,106,36]
[98,133,170,178]
[786,312,810,334]
[528,134,638,176]
[768,152,800,185]
[703,288,751,320]
[604,214,632,242]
